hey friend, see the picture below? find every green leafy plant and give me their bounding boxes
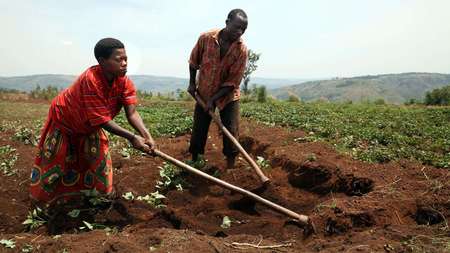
[80,189,111,206]
[256,156,271,170]
[220,216,232,229]
[13,127,40,146]
[242,101,450,168]
[67,209,81,218]
[21,244,33,252]
[0,239,15,249]
[122,192,135,200]
[186,155,207,169]
[156,162,189,192]
[0,145,18,176]
[136,191,166,208]
[23,207,47,230]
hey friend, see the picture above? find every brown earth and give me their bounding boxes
[0,108,449,252]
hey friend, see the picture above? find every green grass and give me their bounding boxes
[241,101,450,168]
[0,101,192,138]
[115,102,193,137]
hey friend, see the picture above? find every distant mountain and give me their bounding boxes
[270,73,450,103]
[248,77,313,89]
[0,74,307,93]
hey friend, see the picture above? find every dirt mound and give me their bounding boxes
[0,121,449,252]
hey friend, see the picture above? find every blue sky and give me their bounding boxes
[1,0,449,78]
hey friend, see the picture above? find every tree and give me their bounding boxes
[256,86,267,103]
[425,85,450,105]
[242,50,261,95]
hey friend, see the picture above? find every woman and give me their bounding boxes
[30,38,155,209]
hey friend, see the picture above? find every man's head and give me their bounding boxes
[224,9,248,42]
[94,38,128,77]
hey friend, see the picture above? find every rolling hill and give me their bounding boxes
[0,74,306,93]
[270,73,450,103]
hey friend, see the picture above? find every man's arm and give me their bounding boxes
[102,120,151,153]
[124,104,155,149]
[188,34,204,97]
[188,66,197,97]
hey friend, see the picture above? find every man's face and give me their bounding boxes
[99,48,128,77]
[225,15,248,42]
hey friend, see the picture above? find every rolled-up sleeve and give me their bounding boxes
[188,35,205,70]
[221,46,248,89]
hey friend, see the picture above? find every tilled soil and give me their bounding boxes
[0,119,449,252]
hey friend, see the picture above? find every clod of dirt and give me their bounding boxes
[157,210,183,229]
[208,185,225,197]
[239,136,256,152]
[325,217,350,236]
[239,136,270,156]
[334,175,374,196]
[228,197,260,216]
[415,206,445,225]
[288,164,332,194]
[348,212,375,227]
[214,231,228,237]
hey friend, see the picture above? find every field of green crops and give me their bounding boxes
[114,101,193,137]
[1,99,449,168]
[241,101,450,168]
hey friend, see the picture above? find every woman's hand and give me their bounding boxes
[144,136,156,155]
[129,134,152,153]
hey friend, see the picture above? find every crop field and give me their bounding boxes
[242,101,450,168]
[0,97,448,252]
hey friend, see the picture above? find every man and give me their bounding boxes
[187,9,248,169]
[30,38,155,209]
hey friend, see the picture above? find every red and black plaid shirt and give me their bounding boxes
[189,29,248,110]
[51,65,137,134]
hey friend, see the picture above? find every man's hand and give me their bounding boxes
[205,99,215,112]
[187,82,196,97]
[129,135,152,153]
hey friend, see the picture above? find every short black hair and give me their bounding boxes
[227,9,247,21]
[94,38,125,61]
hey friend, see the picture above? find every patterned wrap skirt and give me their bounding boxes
[30,113,113,207]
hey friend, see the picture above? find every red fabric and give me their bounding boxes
[189,29,248,110]
[53,65,137,134]
[30,65,137,205]
[30,117,112,204]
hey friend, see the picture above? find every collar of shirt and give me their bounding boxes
[91,65,124,91]
[211,29,243,46]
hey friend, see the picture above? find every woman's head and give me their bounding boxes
[94,38,128,77]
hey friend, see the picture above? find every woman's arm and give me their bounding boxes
[102,120,152,153]
[124,104,155,149]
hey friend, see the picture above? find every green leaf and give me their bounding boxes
[21,244,33,252]
[220,216,232,229]
[122,192,135,200]
[0,239,15,248]
[67,209,80,218]
[82,221,94,230]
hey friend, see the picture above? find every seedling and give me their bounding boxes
[21,244,33,252]
[256,156,271,170]
[122,192,135,200]
[156,162,189,192]
[67,209,81,218]
[80,189,111,206]
[0,145,18,176]
[137,191,166,209]
[0,239,15,249]
[23,207,47,230]
[221,216,232,229]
